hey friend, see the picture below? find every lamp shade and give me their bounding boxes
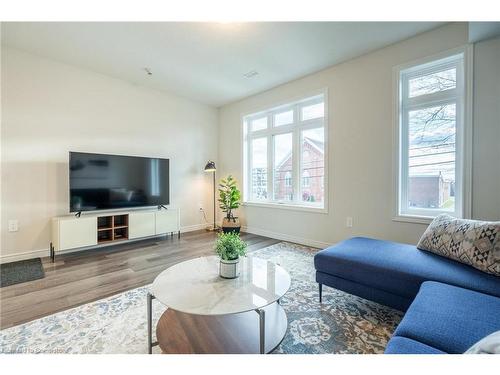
[204,160,216,172]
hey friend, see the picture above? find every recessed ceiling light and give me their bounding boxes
[243,70,258,78]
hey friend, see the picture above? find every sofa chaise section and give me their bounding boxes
[314,237,500,311]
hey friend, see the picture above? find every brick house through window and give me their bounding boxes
[274,137,325,203]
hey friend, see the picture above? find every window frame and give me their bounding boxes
[393,46,473,223]
[242,91,328,213]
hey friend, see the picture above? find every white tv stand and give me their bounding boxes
[50,208,180,262]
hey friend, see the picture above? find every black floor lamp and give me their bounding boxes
[204,160,218,231]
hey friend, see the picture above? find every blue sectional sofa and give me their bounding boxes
[314,237,500,354]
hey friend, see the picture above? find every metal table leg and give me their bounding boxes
[147,292,158,354]
[50,242,55,263]
[256,308,265,354]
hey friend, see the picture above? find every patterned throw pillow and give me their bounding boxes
[417,214,500,276]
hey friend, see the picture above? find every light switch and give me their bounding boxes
[346,217,353,228]
[8,219,19,232]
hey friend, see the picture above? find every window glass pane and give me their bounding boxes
[274,110,293,127]
[301,102,324,121]
[244,94,326,208]
[251,138,268,200]
[273,133,293,201]
[251,116,267,132]
[301,128,325,204]
[408,103,456,211]
[408,68,456,98]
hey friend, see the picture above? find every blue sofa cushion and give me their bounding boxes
[384,336,445,354]
[393,281,500,354]
[314,237,500,300]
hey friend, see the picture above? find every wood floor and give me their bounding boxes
[0,230,280,329]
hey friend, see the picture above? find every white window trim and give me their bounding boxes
[242,89,329,214]
[392,45,473,224]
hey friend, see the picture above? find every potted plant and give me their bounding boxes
[214,232,247,279]
[218,175,242,233]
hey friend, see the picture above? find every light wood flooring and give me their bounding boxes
[0,230,280,329]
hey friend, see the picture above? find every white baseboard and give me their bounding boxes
[180,223,209,233]
[0,223,210,264]
[0,248,49,264]
[1,224,325,263]
[241,226,331,249]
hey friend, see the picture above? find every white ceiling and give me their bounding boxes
[1,22,445,107]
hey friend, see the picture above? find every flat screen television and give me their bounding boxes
[69,152,169,212]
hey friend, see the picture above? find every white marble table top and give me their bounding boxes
[151,255,291,316]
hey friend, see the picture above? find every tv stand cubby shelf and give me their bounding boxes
[97,214,129,244]
[51,208,180,262]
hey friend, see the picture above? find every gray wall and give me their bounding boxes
[219,23,499,248]
[472,36,500,220]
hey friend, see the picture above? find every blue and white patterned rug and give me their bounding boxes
[0,242,403,354]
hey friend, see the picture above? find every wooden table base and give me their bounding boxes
[156,302,287,354]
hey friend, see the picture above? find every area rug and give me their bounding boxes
[0,242,403,354]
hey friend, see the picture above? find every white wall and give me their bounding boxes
[1,47,218,261]
[218,23,475,248]
[472,36,500,220]
[2,24,497,260]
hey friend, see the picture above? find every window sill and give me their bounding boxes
[243,201,328,214]
[392,214,433,225]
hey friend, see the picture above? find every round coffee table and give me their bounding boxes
[147,255,291,354]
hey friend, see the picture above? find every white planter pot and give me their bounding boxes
[219,258,240,279]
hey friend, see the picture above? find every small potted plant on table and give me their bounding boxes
[214,232,247,279]
[218,175,242,233]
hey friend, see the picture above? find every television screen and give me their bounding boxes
[69,152,169,212]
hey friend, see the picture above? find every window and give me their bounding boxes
[274,110,293,127]
[250,116,267,132]
[244,94,327,210]
[396,51,469,220]
[302,170,310,188]
[250,137,267,200]
[273,133,293,201]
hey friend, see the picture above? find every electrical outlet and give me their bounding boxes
[8,219,19,232]
[346,217,353,228]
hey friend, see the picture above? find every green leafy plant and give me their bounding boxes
[218,175,241,221]
[214,232,247,261]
